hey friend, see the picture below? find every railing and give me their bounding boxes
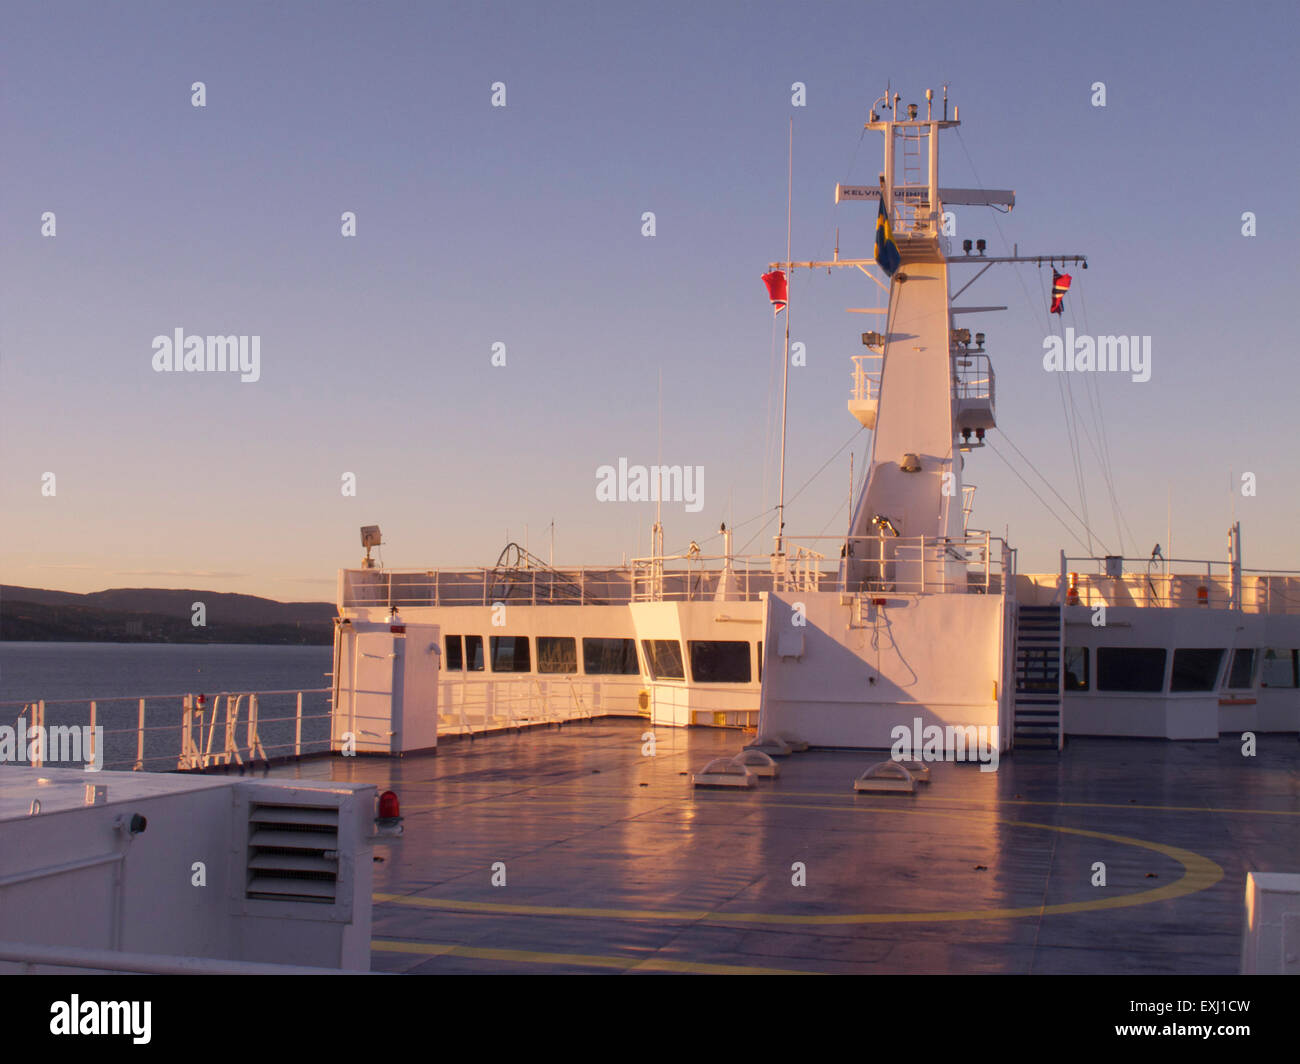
[341,533,1015,608]
[341,567,636,608]
[1,689,332,773]
[629,548,827,602]
[851,352,882,403]
[1050,556,1300,615]
[434,674,624,736]
[953,350,993,401]
[791,532,1015,596]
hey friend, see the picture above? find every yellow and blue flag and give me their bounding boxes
[874,198,901,277]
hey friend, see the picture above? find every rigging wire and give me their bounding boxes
[985,438,1096,555]
[1076,279,1139,554]
[737,425,867,554]
[997,423,1112,556]
[954,127,1105,559]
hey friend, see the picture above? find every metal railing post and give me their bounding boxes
[32,702,45,768]
[135,698,146,771]
[295,692,303,758]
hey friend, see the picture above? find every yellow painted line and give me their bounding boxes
[400,792,1300,818]
[370,938,811,975]
[374,803,1223,925]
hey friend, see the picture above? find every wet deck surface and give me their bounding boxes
[267,720,1300,974]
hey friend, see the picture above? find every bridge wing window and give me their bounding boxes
[642,639,685,681]
[582,638,640,675]
[1096,647,1166,692]
[1226,648,1256,690]
[689,640,752,683]
[1261,649,1299,689]
[537,636,578,674]
[1170,648,1224,692]
[490,636,531,673]
[1063,646,1089,691]
[444,635,464,671]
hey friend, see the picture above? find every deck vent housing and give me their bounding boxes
[246,802,340,904]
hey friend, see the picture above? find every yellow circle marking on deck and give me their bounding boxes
[373,803,1224,925]
[369,938,812,975]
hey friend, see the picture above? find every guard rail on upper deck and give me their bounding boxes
[1045,552,1300,614]
[338,533,1016,608]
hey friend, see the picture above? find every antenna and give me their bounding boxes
[943,83,949,121]
[775,116,794,556]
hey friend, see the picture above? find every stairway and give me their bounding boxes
[1013,604,1063,749]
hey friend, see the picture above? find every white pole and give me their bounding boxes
[776,116,793,556]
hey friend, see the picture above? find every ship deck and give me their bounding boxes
[266,720,1299,975]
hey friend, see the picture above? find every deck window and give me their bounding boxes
[1063,646,1089,691]
[1170,648,1224,692]
[582,637,640,675]
[1226,648,1256,689]
[464,635,485,672]
[1261,649,1300,688]
[444,635,464,671]
[489,635,529,673]
[689,640,752,683]
[642,639,685,681]
[537,636,578,674]
[1096,647,1166,692]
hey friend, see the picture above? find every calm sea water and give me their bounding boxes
[0,642,334,769]
[0,641,332,702]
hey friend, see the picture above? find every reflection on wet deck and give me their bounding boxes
[267,720,1300,974]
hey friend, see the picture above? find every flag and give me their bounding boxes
[761,270,788,315]
[874,198,901,277]
[1050,269,1072,315]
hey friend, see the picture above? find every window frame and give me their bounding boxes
[1170,648,1226,693]
[1225,647,1256,690]
[536,636,578,674]
[1095,646,1167,693]
[1062,646,1090,691]
[641,639,685,682]
[581,637,641,676]
[687,639,753,684]
[488,635,531,673]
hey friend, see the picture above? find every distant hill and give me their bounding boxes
[0,586,335,644]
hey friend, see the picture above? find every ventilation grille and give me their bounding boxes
[246,802,340,904]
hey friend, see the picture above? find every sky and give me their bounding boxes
[3,0,1298,602]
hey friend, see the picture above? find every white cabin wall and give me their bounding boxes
[759,590,1005,749]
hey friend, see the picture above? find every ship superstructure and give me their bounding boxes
[331,90,1300,758]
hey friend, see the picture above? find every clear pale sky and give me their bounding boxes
[3,0,1297,601]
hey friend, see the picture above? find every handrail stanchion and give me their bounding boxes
[135,698,146,771]
[32,702,45,769]
[295,692,303,759]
